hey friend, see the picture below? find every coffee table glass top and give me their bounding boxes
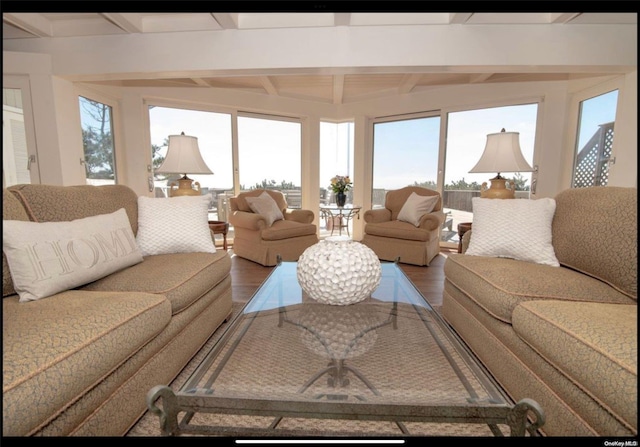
[148,261,544,436]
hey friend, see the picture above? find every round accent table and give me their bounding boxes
[208,220,229,251]
[457,222,473,253]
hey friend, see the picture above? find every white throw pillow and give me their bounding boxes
[397,192,439,227]
[245,192,284,227]
[2,208,144,302]
[136,195,216,256]
[465,197,560,267]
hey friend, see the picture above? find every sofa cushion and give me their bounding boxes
[513,300,637,432]
[3,209,144,302]
[3,189,30,298]
[135,195,215,256]
[261,219,317,241]
[8,184,139,234]
[364,220,431,242]
[552,187,637,300]
[444,253,636,324]
[397,192,439,226]
[246,191,284,227]
[81,251,231,315]
[466,197,559,267]
[2,289,171,436]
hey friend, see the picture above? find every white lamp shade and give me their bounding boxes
[469,131,533,174]
[155,134,213,175]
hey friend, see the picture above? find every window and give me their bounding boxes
[320,121,354,204]
[443,103,538,246]
[79,96,116,185]
[238,114,302,207]
[148,105,233,220]
[372,114,441,209]
[571,90,618,188]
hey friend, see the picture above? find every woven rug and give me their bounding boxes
[126,302,517,438]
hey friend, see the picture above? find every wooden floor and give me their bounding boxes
[229,248,454,309]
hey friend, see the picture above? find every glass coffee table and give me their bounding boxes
[147,260,544,437]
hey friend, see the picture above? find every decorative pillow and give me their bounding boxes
[136,195,216,256]
[466,197,560,267]
[2,208,143,302]
[245,192,284,227]
[397,192,439,226]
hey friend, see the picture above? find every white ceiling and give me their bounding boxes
[3,12,638,105]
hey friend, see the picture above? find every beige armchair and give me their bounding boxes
[361,186,445,266]
[229,189,318,266]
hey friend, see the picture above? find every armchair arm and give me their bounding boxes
[364,208,391,223]
[229,210,267,231]
[418,210,445,231]
[284,208,314,224]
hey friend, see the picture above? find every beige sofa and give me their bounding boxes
[443,186,637,436]
[2,184,233,436]
[229,189,318,266]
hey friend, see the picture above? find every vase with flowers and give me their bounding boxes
[330,175,352,207]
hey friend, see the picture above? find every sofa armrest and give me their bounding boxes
[284,208,314,224]
[418,210,445,232]
[364,208,391,223]
[229,210,267,231]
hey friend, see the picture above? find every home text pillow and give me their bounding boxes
[397,192,439,226]
[466,197,560,267]
[136,195,215,256]
[245,192,284,227]
[2,208,143,302]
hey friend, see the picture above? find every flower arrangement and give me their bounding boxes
[330,175,352,194]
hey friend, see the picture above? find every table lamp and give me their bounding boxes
[469,128,533,199]
[155,132,213,197]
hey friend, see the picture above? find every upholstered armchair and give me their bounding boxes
[361,186,445,266]
[229,189,318,266]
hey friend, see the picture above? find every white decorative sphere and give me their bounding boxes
[296,236,382,305]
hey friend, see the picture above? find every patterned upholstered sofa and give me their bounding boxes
[3,184,232,436]
[443,187,637,436]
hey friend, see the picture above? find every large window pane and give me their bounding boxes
[148,106,233,220]
[79,96,116,185]
[444,104,538,246]
[372,115,440,207]
[572,90,618,188]
[238,115,302,207]
[3,88,31,187]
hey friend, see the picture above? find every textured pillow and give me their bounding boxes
[466,197,560,267]
[2,208,143,302]
[397,192,439,226]
[245,192,284,227]
[136,195,215,256]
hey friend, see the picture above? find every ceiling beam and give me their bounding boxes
[3,13,52,37]
[259,76,279,95]
[398,74,422,94]
[550,13,582,24]
[334,13,351,27]
[211,13,239,29]
[333,75,345,105]
[469,73,494,83]
[101,13,144,33]
[191,78,211,87]
[449,13,473,24]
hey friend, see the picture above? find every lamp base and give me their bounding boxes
[480,174,515,199]
[169,175,202,197]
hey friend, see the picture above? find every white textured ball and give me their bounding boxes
[297,236,382,305]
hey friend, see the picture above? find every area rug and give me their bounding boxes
[126,302,518,438]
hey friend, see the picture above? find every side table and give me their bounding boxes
[208,220,229,251]
[457,222,472,253]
